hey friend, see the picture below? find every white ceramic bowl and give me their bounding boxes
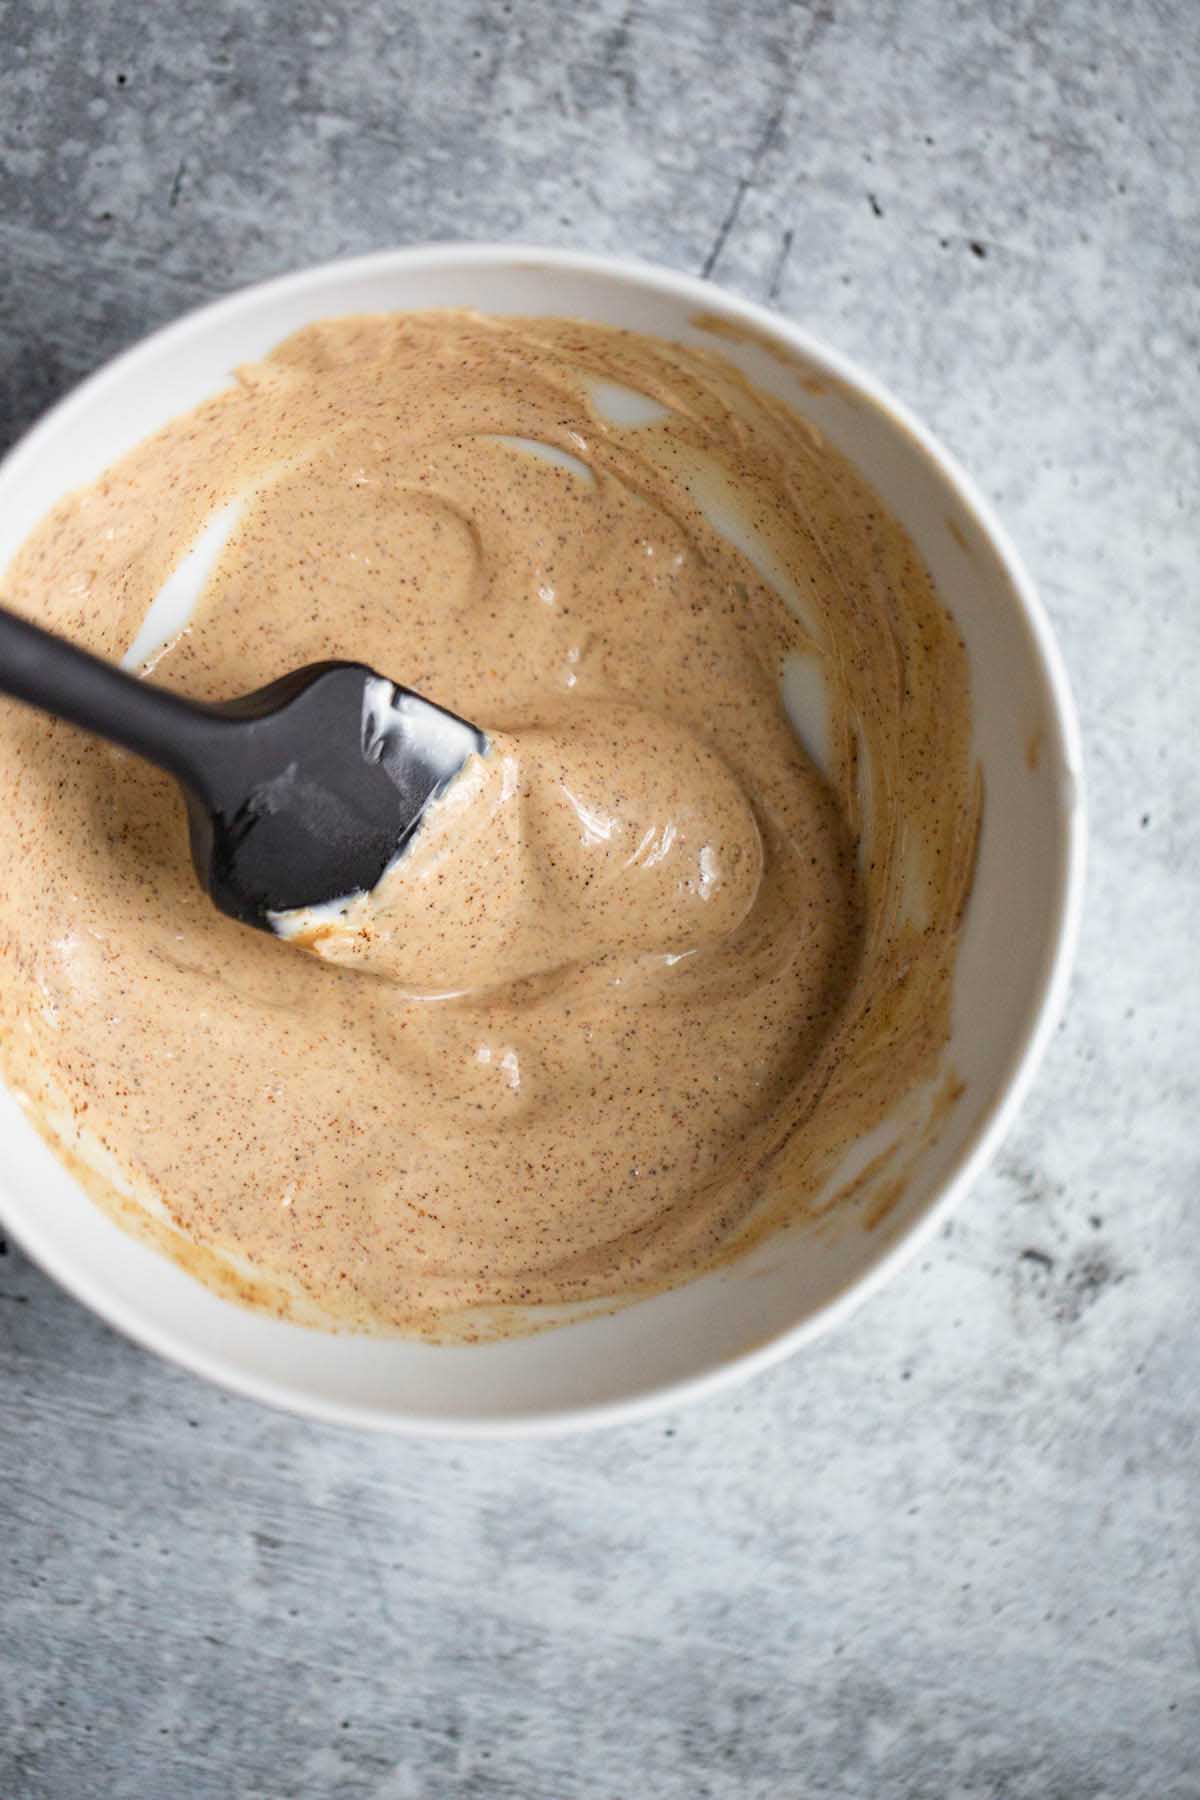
[0,245,1084,1435]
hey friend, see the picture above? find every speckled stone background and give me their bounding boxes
[1,1,1198,1795]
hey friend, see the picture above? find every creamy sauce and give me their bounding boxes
[273,713,764,990]
[0,312,978,1338]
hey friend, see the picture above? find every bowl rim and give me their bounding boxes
[0,242,1086,1436]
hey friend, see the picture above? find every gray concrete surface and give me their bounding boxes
[1,1,1198,1794]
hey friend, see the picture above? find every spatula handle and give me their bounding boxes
[0,601,228,794]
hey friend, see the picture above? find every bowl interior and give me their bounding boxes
[0,248,1083,1432]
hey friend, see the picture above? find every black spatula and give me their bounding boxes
[0,602,486,930]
